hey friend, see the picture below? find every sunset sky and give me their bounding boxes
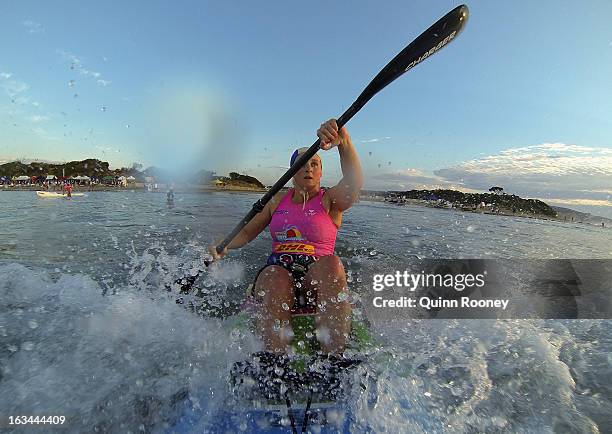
[1,0,611,215]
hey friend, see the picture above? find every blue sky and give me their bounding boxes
[1,0,611,216]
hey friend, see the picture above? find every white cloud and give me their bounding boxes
[57,50,110,86]
[545,198,612,208]
[458,143,612,176]
[394,168,425,177]
[29,115,50,123]
[83,70,101,79]
[95,144,122,154]
[31,127,47,135]
[434,142,612,206]
[366,167,477,191]
[22,20,45,34]
[578,189,612,195]
[360,136,391,143]
[267,165,290,170]
[0,75,29,99]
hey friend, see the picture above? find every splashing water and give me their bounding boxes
[0,192,610,432]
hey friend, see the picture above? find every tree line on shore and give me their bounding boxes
[0,159,265,187]
[387,189,557,217]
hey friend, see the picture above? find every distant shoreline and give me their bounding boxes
[1,183,267,193]
[3,184,607,227]
[358,195,609,227]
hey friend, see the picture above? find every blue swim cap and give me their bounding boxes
[290,147,310,166]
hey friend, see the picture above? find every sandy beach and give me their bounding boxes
[1,183,267,194]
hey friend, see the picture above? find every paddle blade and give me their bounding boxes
[358,4,469,104]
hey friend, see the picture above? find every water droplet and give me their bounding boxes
[273,319,281,331]
[274,366,284,376]
[305,331,314,339]
[466,225,475,233]
[451,385,464,396]
[337,292,348,302]
[311,280,318,285]
[100,106,107,112]
[258,290,266,297]
[22,342,34,351]
[282,303,290,311]
[297,340,305,349]
[369,250,378,256]
[68,80,75,87]
[8,344,18,352]
[28,320,38,329]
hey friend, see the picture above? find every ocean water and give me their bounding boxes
[0,191,611,433]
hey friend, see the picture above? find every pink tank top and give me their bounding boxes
[269,189,338,256]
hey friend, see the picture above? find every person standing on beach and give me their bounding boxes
[208,119,363,355]
[167,188,175,208]
[64,182,73,197]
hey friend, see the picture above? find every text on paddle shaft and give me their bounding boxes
[405,31,457,72]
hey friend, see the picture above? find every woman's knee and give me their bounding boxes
[310,255,346,281]
[255,265,293,302]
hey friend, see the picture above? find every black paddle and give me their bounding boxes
[170,4,469,293]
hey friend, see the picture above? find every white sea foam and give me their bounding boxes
[0,263,259,433]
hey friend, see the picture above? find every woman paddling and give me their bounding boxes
[208,119,363,355]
